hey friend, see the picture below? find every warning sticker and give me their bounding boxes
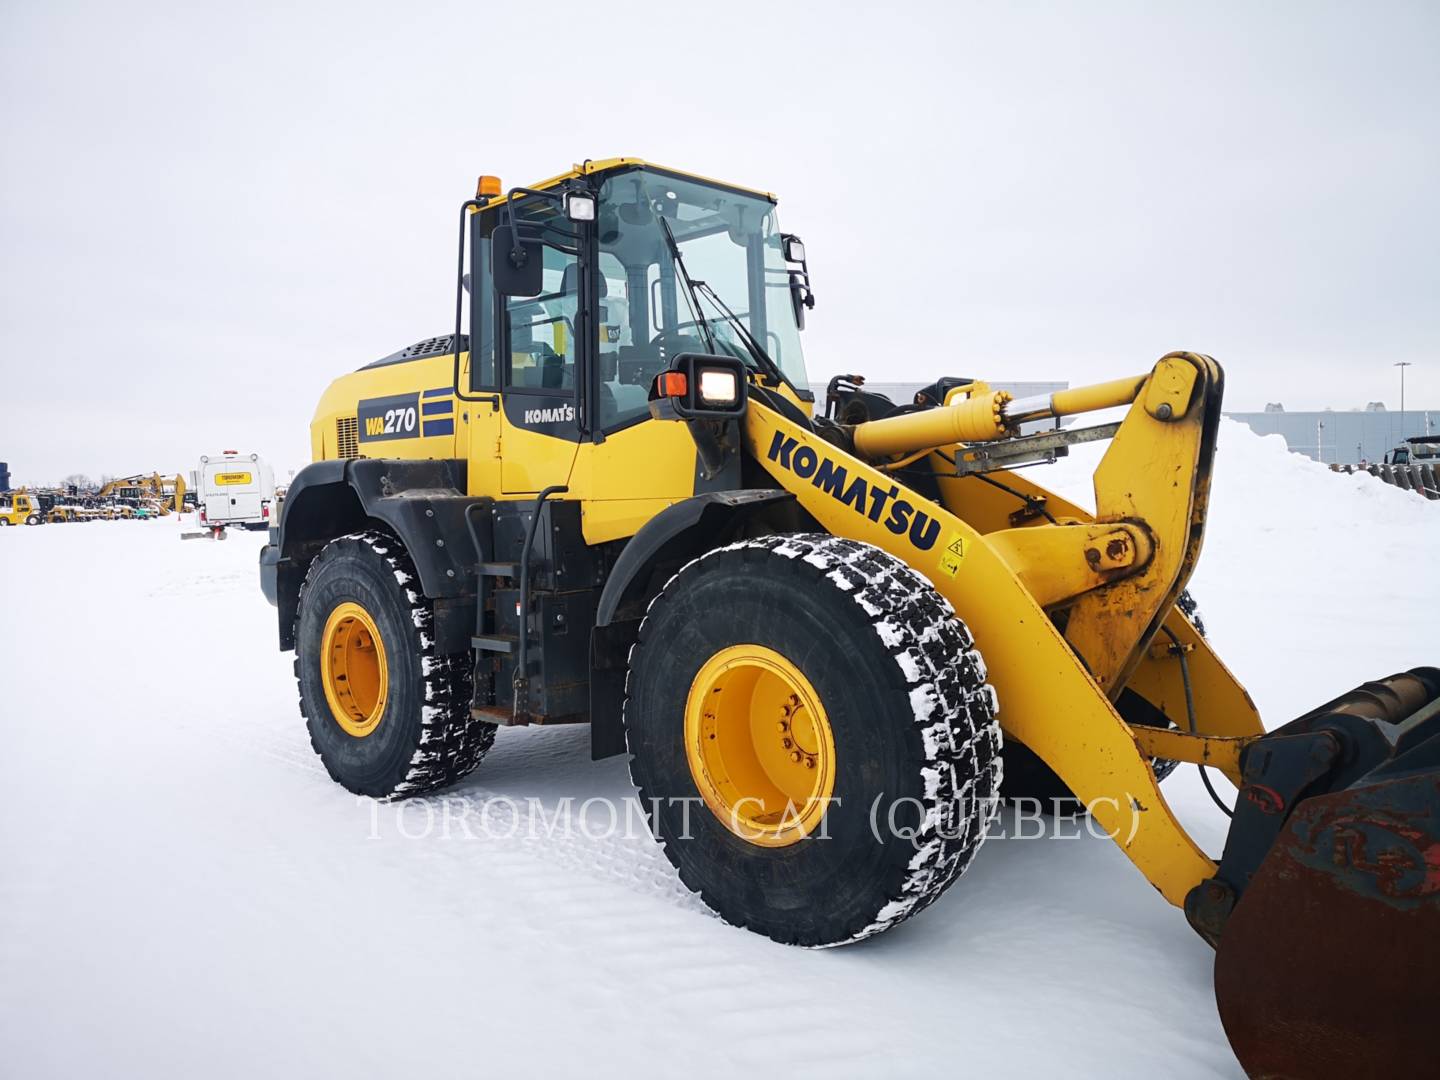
[938,536,966,577]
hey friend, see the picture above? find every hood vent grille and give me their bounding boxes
[336,416,359,459]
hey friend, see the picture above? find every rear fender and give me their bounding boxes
[264,458,486,652]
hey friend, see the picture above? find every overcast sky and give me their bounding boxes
[2,0,1436,483]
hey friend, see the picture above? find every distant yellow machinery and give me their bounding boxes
[98,473,185,514]
[260,159,1439,1079]
[0,473,186,526]
[46,504,89,524]
[0,488,44,526]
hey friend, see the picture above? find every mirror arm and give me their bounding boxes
[502,185,570,269]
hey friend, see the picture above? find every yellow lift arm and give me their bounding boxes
[746,352,1265,907]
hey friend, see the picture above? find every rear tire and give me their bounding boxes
[295,529,496,798]
[625,533,1002,947]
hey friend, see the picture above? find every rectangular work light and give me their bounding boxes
[648,354,749,422]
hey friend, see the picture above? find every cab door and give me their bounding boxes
[461,209,505,499]
[498,224,583,494]
[461,233,503,499]
[464,199,582,498]
[572,248,705,544]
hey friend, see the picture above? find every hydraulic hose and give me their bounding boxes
[1162,625,1234,817]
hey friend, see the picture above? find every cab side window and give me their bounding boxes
[468,226,497,392]
[498,185,581,401]
[504,243,578,393]
[595,251,652,429]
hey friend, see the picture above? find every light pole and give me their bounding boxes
[1395,361,1412,441]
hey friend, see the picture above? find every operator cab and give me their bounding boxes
[465,162,815,439]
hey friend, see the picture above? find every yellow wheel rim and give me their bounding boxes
[684,645,837,848]
[320,601,388,738]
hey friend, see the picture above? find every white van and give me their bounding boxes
[197,452,275,530]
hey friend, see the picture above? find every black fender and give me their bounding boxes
[589,488,798,759]
[260,458,488,652]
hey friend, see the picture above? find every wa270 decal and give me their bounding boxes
[358,393,420,442]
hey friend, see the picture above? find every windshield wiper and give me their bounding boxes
[690,279,785,387]
[659,215,786,388]
[658,216,718,354]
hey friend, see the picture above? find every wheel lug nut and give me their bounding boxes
[804,756,816,770]
[781,737,793,750]
[790,751,802,763]
[777,720,789,732]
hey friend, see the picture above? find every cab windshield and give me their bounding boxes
[595,169,808,430]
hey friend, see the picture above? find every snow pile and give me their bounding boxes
[1045,415,1434,526]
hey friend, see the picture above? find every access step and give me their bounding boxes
[472,634,517,654]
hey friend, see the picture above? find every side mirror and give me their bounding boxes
[491,225,543,297]
[781,232,815,330]
[789,272,808,331]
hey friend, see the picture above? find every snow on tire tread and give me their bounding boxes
[631,532,1003,947]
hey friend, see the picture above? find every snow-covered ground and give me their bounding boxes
[1,421,1434,1079]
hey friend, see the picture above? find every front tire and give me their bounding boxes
[625,534,1002,947]
[295,530,496,798]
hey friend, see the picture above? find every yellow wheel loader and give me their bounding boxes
[260,159,1438,1078]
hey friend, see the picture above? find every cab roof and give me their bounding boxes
[494,158,777,203]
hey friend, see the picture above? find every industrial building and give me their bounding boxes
[1225,407,1438,465]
